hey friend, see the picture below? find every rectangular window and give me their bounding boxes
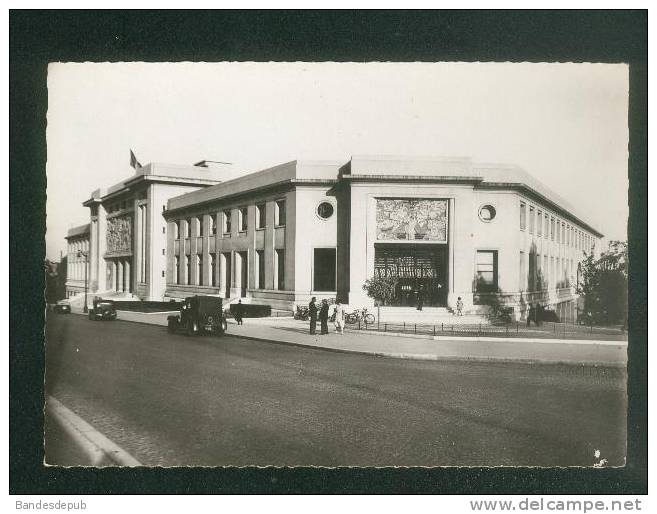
[175,256,180,284]
[256,250,265,289]
[276,249,285,290]
[239,207,248,232]
[560,222,565,244]
[529,206,535,234]
[210,214,217,235]
[162,248,165,255]
[550,217,555,241]
[275,200,286,226]
[520,202,526,231]
[211,254,217,287]
[544,213,549,239]
[162,226,166,234]
[519,251,526,292]
[256,203,266,229]
[186,256,191,285]
[556,220,560,243]
[543,255,549,288]
[175,221,180,239]
[186,218,192,238]
[197,255,203,286]
[223,210,231,234]
[537,210,542,236]
[313,248,336,291]
[161,270,165,278]
[197,216,204,237]
[550,257,554,288]
[475,250,498,293]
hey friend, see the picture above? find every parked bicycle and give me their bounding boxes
[346,307,375,325]
[294,305,309,321]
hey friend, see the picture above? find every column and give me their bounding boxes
[117,260,124,292]
[125,260,131,293]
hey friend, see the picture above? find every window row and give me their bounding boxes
[174,200,286,239]
[519,201,595,251]
[174,250,286,290]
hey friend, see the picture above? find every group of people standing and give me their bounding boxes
[308,297,345,335]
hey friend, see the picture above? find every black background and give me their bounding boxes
[10,10,647,494]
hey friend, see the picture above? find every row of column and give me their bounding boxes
[109,259,132,293]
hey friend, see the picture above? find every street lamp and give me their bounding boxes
[77,250,89,313]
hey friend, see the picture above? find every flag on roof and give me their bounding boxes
[130,149,142,170]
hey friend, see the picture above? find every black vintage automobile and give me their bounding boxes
[88,298,117,321]
[167,295,227,336]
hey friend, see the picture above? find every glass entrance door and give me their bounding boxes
[374,244,448,306]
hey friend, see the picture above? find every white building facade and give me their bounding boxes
[161,156,603,321]
[80,162,224,301]
[65,224,90,299]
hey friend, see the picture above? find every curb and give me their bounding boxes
[46,396,142,467]
[221,333,627,368]
[66,311,626,367]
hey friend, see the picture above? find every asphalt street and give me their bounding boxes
[45,314,627,467]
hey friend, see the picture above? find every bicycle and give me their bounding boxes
[346,307,375,325]
[294,305,309,321]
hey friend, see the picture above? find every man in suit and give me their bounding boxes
[308,297,318,335]
[319,299,330,335]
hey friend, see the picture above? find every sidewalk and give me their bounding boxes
[76,307,628,367]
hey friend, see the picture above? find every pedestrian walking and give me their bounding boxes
[308,297,318,335]
[333,301,345,335]
[234,299,244,325]
[416,286,424,311]
[456,296,464,316]
[319,299,330,335]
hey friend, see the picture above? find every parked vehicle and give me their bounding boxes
[88,298,117,321]
[345,307,375,325]
[53,300,71,314]
[167,295,227,336]
[294,305,309,321]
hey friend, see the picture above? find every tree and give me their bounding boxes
[577,240,627,325]
[362,276,398,307]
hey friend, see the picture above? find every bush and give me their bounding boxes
[362,276,398,306]
[229,304,271,318]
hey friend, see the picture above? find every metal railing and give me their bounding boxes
[343,317,627,341]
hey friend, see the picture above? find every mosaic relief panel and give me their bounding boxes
[376,199,448,242]
[107,215,132,253]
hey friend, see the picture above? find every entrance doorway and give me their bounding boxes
[374,243,448,307]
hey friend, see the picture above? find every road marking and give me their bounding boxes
[46,396,142,467]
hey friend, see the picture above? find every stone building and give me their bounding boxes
[160,156,603,321]
[65,224,90,299]
[80,162,225,301]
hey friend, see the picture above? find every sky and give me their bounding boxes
[46,62,629,259]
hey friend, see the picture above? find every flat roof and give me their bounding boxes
[66,223,90,239]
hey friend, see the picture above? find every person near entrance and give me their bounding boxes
[234,299,244,325]
[416,286,424,311]
[456,297,464,316]
[527,303,535,327]
[319,299,330,335]
[333,301,345,335]
[308,297,318,335]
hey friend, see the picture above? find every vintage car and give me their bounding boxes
[167,295,227,336]
[88,298,117,321]
[53,300,71,314]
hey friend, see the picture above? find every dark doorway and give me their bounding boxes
[313,248,336,291]
[374,243,448,306]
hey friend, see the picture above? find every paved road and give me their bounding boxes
[45,314,627,467]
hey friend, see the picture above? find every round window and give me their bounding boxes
[479,205,496,222]
[317,202,334,220]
